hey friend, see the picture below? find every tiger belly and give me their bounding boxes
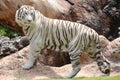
[46,44,68,52]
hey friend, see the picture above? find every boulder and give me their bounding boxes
[0,36,29,56]
[99,35,120,63]
[0,0,71,35]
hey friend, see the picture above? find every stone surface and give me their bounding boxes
[99,35,120,63]
[0,0,71,35]
[0,36,29,56]
[0,37,120,80]
[0,0,119,37]
[64,0,119,36]
[0,47,119,80]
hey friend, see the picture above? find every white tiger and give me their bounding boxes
[15,5,110,78]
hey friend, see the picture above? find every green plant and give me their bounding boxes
[0,25,19,38]
[39,75,120,80]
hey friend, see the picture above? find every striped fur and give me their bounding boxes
[15,5,110,78]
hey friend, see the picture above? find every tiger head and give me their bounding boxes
[15,5,36,27]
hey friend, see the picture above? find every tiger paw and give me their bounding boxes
[22,61,34,69]
[62,72,77,78]
[101,68,110,76]
[62,75,71,79]
[101,73,110,76]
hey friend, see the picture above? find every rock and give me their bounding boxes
[99,35,110,48]
[118,27,120,37]
[13,36,29,50]
[0,47,119,80]
[0,36,29,56]
[0,0,71,35]
[40,49,70,67]
[102,0,120,40]
[105,37,120,63]
[64,0,110,36]
[0,0,119,37]
[99,35,120,63]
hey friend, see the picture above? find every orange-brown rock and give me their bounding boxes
[0,0,115,36]
[0,0,71,35]
[99,35,120,63]
[65,0,111,36]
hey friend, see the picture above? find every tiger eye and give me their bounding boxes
[31,12,34,15]
[25,12,27,15]
[17,17,20,20]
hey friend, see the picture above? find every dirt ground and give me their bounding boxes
[0,47,120,80]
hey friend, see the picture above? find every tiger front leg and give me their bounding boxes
[22,43,41,69]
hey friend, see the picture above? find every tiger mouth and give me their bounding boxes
[24,22,30,24]
[24,22,32,24]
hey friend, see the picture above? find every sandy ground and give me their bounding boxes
[0,47,120,80]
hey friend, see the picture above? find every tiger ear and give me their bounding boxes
[15,10,19,22]
[30,5,35,9]
[17,5,21,9]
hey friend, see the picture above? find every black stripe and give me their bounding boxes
[35,50,40,53]
[25,26,30,33]
[83,28,87,46]
[70,58,79,62]
[44,20,49,46]
[17,10,21,18]
[75,23,79,35]
[68,22,71,34]
[33,11,35,21]
[19,9,23,18]
[18,9,21,18]
[62,21,68,43]
[59,20,64,46]
[51,21,56,50]
[69,37,79,52]
[47,40,50,46]
[29,32,35,41]
[44,31,48,46]
[70,25,73,39]
[56,21,61,50]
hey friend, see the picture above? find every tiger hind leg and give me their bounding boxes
[91,51,110,76]
[63,51,81,78]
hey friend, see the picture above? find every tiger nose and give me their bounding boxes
[28,20,32,22]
